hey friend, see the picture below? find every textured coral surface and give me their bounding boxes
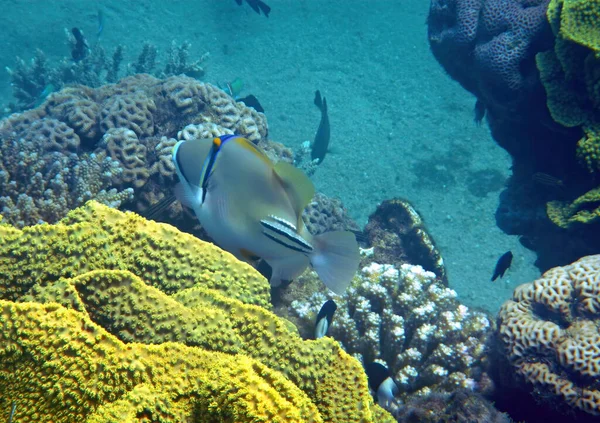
[0,74,268,227]
[0,201,392,423]
[289,262,491,401]
[498,255,600,416]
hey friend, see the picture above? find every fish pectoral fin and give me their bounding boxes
[174,182,202,209]
[273,162,315,215]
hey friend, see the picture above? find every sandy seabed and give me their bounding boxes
[0,0,542,313]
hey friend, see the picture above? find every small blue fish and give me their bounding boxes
[314,299,337,339]
[96,9,104,40]
[172,135,360,293]
[366,362,399,409]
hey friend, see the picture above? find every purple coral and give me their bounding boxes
[428,0,552,111]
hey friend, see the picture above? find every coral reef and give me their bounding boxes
[5,35,208,114]
[497,255,600,416]
[427,0,565,158]
[302,192,360,236]
[287,262,492,403]
[428,0,600,270]
[0,201,394,423]
[0,115,132,226]
[0,74,268,227]
[536,0,600,233]
[362,199,446,284]
[393,389,512,423]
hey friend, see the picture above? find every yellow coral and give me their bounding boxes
[0,201,270,307]
[0,300,320,423]
[558,0,600,52]
[539,0,600,175]
[546,186,600,227]
[0,201,393,423]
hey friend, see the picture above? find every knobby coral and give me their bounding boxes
[0,201,393,423]
[498,254,600,416]
[289,263,492,402]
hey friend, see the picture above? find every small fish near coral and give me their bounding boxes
[237,94,264,113]
[366,362,399,409]
[473,99,486,126]
[70,27,90,61]
[235,0,271,17]
[314,299,337,339]
[172,135,360,294]
[311,90,330,163]
[491,251,512,282]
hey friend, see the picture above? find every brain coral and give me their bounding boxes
[498,255,600,416]
[0,201,393,423]
[428,0,552,110]
[0,74,270,228]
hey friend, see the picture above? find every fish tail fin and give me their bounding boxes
[257,0,271,16]
[314,90,322,110]
[310,231,360,294]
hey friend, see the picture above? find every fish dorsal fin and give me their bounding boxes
[273,162,315,215]
[232,136,272,167]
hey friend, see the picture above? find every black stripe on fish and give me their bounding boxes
[267,214,297,232]
[260,218,313,254]
[263,232,311,254]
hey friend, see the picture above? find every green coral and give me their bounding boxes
[538,0,600,169]
[547,186,600,228]
[0,201,393,423]
[537,0,600,226]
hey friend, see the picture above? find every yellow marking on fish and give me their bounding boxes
[213,137,223,148]
[234,137,272,167]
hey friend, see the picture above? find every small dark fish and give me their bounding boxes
[234,0,271,17]
[96,9,104,39]
[311,90,330,163]
[474,99,486,126]
[491,251,513,281]
[71,27,89,61]
[314,299,337,339]
[365,362,398,408]
[237,94,264,113]
[532,172,565,189]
